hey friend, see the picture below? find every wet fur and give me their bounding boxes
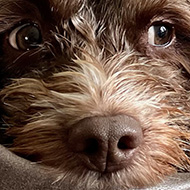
[1,0,190,189]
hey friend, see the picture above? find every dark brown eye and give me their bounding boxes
[9,23,42,50]
[148,24,174,47]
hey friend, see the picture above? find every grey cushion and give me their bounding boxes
[0,145,190,190]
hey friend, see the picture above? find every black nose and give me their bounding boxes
[68,115,143,173]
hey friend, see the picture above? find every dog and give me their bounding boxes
[1,0,190,189]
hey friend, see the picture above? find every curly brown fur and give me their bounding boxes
[1,0,190,189]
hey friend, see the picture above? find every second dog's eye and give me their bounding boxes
[148,24,174,47]
[9,23,42,50]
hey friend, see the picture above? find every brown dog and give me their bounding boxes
[1,0,190,189]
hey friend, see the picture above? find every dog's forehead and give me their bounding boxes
[0,0,188,23]
[48,0,83,19]
[46,0,188,27]
[48,0,185,13]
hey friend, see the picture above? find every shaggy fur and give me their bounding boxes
[1,0,190,189]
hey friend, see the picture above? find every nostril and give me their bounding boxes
[69,115,143,173]
[84,138,99,155]
[118,136,137,150]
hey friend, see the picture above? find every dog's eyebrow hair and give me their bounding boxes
[48,0,84,19]
[27,0,51,12]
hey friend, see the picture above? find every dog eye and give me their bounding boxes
[148,24,174,47]
[9,23,42,50]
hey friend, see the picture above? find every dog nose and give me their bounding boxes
[68,115,143,173]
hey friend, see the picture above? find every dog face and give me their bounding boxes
[1,0,190,189]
